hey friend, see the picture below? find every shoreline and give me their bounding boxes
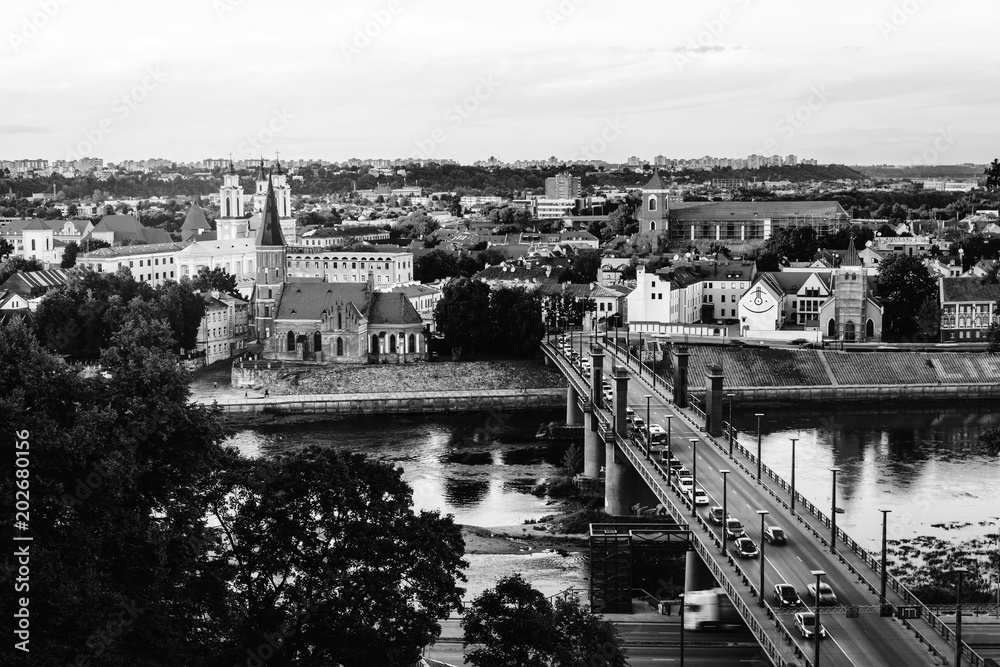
[461,523,589,556]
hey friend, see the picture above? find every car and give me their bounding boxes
[729,340,748,347]
[733,537,759,558]
[807,582,838,606]
[773,584,804,608]
[794,612,827,640]
[689,487,709,506]
[668,458,684,470]
[724,518,745,540]
[789,338,809,346]
[625,407,636,421]
[763,524,787,545]
[631,418,646,432]
[802,342,822,349]
[709,506,726,525]
[677,477,694,493]
[676,467,692,481]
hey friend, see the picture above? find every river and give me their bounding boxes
[225,402,1000,597]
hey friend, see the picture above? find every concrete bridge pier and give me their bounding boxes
[705,365,725,436]
[583,410,603,478]
[605,448,643,516]
[566,386,583,425]
[684,550,717,593]
[673,345,689,407]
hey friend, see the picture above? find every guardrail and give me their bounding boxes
[603,341,984,667]
[613,430,808,667]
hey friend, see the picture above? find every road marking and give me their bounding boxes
[827,635,861,667]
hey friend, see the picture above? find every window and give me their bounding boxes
[139,260,144,267]
[721,295,726,303]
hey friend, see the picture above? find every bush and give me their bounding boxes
[531,475,577,498]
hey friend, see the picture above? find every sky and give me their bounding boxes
[2,0,998,165]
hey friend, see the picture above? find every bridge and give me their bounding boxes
[542,333,990,667]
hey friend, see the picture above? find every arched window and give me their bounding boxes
[337,309,343,329]
[371,334,380,353]
[827,319,836,337]
[264,305,270,317]
[225,199,231,217]
[866,319,875,339]
[648,196,657,212]
[389,334,397,353]
[313,331,322,352]
[30,239,35,251]
[286,331,295,352]
[650,221,656,232]
[408,334,415,353]
[336,337,343,355]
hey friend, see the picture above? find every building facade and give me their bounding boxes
[939,278,1000,342]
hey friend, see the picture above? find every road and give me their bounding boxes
[587,342,943,667]
[423,642,769,666]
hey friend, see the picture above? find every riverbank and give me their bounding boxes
[462,524,589,555]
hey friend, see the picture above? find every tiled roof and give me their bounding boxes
[91,214,172,244]
[274,282,421,326]
[940,277,1000,302]
[181,204,212,231]
[643,173,667,191]
[79,241,188,259]
[368,292,422,325]
[0,269,72,296]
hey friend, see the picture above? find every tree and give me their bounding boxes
[414,249,460,282]
[449,197,464,217]
[875,254,937,338]
[0,237,13,261]
[762,226,818,262]
[915,295,941,341]
[434,277,491,359]
[152,279,207,353]
[984,158,1000,190]
[211,446,466,667]
[0,255,44,285]
[564,249,601,283]
[489,287,544,356]
[395,211,440,239]
[462,575,627,667]
[192,266,241,299]
[61,240,79,268]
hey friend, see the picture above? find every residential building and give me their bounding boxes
[77,242,187,287]
[534,199,576,218]
[695,260,756,323]
[927,256,965,279]
[285,249,414,285]
[626,265,703,331]
[386,283,442,330]
[939,278,1000,342]
[296,226,391,248]
[599,257,632,286]
[89,214,173,245]
[196,291,250,364]
[545,172,581,200]
[872,235,935,257]
[0,269,72,304]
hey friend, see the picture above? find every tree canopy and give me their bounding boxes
[191,266,242,299]
[462,574,627,667]
[875,253,937,339]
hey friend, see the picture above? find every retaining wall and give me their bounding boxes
[691,382,1000,403]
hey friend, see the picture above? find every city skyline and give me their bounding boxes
[3,0,998,165]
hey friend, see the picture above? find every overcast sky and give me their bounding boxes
[2,0,997,165]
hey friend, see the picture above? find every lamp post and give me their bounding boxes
[665,415,674,484]
[757,510,769,606]
[638,331,643,377]
[955,566,969,667]
[790,437,798,513]
[726,393,736,457]
[719,469,731,552]
[645,394,652,460]
[830,467,841,554]
[689,438,699,517]
[811,570,826,667]
[879,509,891,608]
[755,413,764,483]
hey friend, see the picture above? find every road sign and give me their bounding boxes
[896,606,921,619]
[846,605,860,618]
[880,604,894,617]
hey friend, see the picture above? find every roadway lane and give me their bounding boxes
[434,618,755,646]
[423,641,769,667]
[593,347,940,667]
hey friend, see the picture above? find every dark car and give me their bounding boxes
[729,340,748,347]
[709,506,726,525]
[733,537,759,558]
[790,338,808,346]
[773,583,803,607]
[763,524,787,545]
[724,518,745,540]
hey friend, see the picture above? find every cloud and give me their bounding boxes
[0,124,48,134]
[671,44,746,54]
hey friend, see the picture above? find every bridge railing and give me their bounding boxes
[598,339,981,666]
[714,432,983,666]
[614,432,808,667]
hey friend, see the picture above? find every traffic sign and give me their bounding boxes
[896,606,921,619]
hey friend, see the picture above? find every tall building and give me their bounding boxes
[217,159,248,240]
[252,177,287,341]
[252,158,296,243]
[545,172,581,200]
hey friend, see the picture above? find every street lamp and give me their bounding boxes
[719,469,731,552]
[645,394,652,460]
[689,438,699,517]
[665,415,674,484]
[955,566,969,667]
[726,393,736,457]
[638,331,643,377]
[757,510,769,606]
[811,570,826,667]
[755,413,764,483]
[830,467,841,554]
[790,437,798,513]
[879,509,891,608]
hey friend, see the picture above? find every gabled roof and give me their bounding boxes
[940,277,1000,302]
[0,269,72,297]
[274,282,421,326]
[255,177,286,247]
[181,204,212,231]
[368,292,423,325]
[91,214,172,244]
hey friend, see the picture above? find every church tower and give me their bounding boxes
[830,236,866,342]
[216,159,248,240]
[252,176,287,341]
[252,157,296,244]
[637,173,671,234]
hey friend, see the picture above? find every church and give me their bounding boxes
[252,176,428,364]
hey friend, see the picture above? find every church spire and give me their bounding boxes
[255,175,286,247]
[227,154,236,175]
[255,155,268,181]
[842,235,861,267]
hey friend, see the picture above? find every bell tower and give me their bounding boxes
[252,176,287,341]
[217,158,248,239]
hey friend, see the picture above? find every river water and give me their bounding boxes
[225,402,1000,597]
